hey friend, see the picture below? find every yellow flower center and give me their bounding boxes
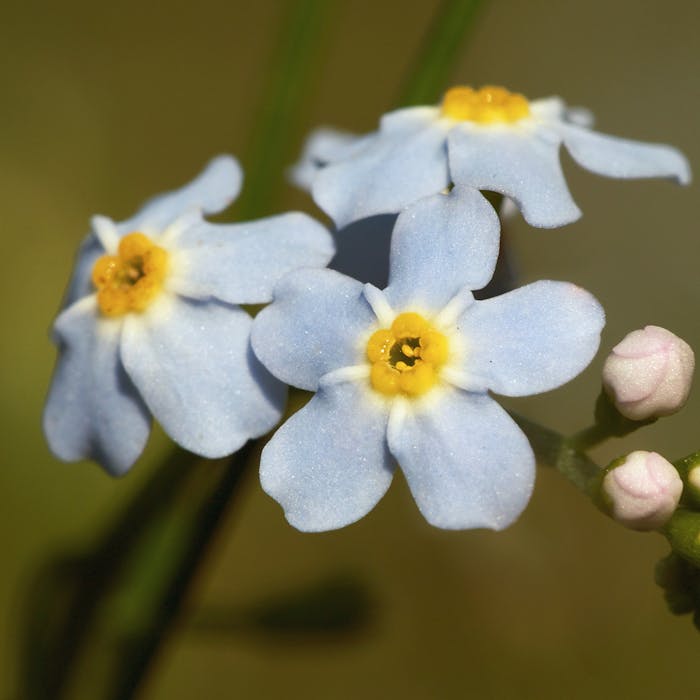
[366,312,449,397]
[91,232,168,316]
[441,85,530,124]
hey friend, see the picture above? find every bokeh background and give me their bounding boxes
[2,0,700,697]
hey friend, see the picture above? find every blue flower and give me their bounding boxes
[293,85,690,229]
[252,187,605,531]
[44,156,335,475]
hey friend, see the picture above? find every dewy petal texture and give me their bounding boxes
[119,155,243,234]
[558,124,691,184]
[388,390,535,530]
[166,212,334,304]
[61,233,106,309]
[289,127,373,191]
[251,268,376,391]
[260,377,395,531]
[121,297,284,458]
[453,281,605,396]
[384,187,500,310]
[312,108,449,228]
[43,297,151,475]
[447,127,582,228]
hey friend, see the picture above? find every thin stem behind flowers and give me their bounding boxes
[398,0,485,107]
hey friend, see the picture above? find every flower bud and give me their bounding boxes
[602,451,683,531]
[602,325,694,421]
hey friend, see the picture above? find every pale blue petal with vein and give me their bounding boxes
[558,123,691,184]
[118,155,243,234]
[260,377,395,532]
[312,108,449,228]
[289,127,373,191]
[453,280,605,396]
[387,389,535,530]
[121,298,284,459]
[251,268,375,391]
[43,297,151,476]
[448,126,582,228]
[167,212,334,305]
[384,186,500,311]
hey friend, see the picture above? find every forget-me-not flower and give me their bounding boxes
[252,187,605,531]
[44,156,334,475]
[294,85,690,229]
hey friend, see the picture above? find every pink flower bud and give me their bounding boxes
[602,451,683,530]
[602,325,694,420]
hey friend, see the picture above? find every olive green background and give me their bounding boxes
[2,0,700,697]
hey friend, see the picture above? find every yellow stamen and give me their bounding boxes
[441,85,530,124]
[91,232,168,317]
[366,312,449,397]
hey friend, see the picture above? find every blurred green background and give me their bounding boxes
[2,0,700,697]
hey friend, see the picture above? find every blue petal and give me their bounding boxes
[43,297,151,475]
[289,127,373,191]
[558,124,691,185]
[251,268,375,391]
[59,232,105,310]
[452,280,605,396]
[166,212,334,304]
[383,187,500,311]
[260,376,395,531]
[312,108,449,228]
[387,389,535,530]
[120,296,284,458]
[448,126,582,228]
[118,155,243,234]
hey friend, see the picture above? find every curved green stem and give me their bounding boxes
[567,422,616,453]
[510,412,601,497]
[236,0,334,220]
[568,391,657,453]
[398,0,485,107]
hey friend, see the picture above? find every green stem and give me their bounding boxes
[510,412,601,498]
[20,448,199,700]
[567,391,658,453]
[111,444,255,700]
[236,0,333,220]
[567,422,616,453]
[398,0,485,107]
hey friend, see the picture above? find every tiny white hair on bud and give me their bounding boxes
[602,325,695,421]
[602,451,683,531]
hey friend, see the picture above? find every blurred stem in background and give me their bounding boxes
[398,0,484,106]
[234,0,333,221]
[20,1,488,698]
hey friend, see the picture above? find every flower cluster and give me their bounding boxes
[45,84,691,533]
